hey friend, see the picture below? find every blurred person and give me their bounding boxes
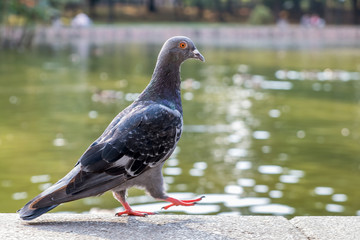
[301,13,325,28]
[300,14,311,27]
[277,10,289,29]
[71,10,92,28]
[310,14,325,28]
[52,15,63,28]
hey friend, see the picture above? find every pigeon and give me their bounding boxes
[18,36,205,220]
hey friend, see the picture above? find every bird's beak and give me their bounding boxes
[192,49,205,62]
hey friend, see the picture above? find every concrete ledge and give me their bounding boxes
[1,213,359,240]
[291,216,360,240]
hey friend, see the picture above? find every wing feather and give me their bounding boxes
[67,102,182,194]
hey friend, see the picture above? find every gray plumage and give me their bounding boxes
[18,36,205,220]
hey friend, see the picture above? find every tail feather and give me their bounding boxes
[18,204,59,221]
[18,165,81,221]
[18,173,71,220]
[18,165,127,220]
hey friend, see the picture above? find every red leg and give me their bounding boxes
[113,192,155,217]
[162,196,205,210]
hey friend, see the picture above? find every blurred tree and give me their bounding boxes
[352,0,360,24]
[173,0,184,20]
[310,0,325,17]
[194,0,205,19]
[74,0,360,25]
[148,0,156,12]
[249,4,273,24]
[0,0,82,49]
[88,0,100,19]
[225,0,234,15]
[107,0,115,22]
[94,0,360,24]
[292,0,302,20]
[213,0,224,21]
[1,0,359,34]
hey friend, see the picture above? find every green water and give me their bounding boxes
[1,43,359,217]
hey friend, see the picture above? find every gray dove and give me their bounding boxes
[18,36,205,220]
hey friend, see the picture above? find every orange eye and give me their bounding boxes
[179,42,187,49]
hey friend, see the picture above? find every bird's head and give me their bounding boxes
[159,36,205,65]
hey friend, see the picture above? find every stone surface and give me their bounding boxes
[1,214,360,240]
[1,213,305,240]
[291,216,360,240]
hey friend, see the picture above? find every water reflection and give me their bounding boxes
[269,190,283,199]
[326,204,344,213]
[237,178,255,187]
[250,204,295,215]
[163,167,182,176]
[224,185,244,195]
[279,175,299,184]
[275,69,360,81]
[91,90,124,103]
[53,134,67,147]
[314,187,334,196]
[258,165,283,174]
[253,131,271,140]
[332,194,347,202]
[189,162,207,177]
[254,185,269,193]
[236,161,252,170]
[12,192,28,200]
[30,174,51,183]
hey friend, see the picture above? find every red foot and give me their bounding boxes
[115,209,155,217]
[162,196,205,210]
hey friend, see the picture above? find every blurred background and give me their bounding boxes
[0,0,360,218]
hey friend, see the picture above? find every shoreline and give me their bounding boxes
[2,24,360,48]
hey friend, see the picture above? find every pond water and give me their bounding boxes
[1,42,360,217]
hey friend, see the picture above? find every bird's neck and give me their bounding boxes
[138,60,182,114]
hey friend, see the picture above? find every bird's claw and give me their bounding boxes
[161,196,205,210]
